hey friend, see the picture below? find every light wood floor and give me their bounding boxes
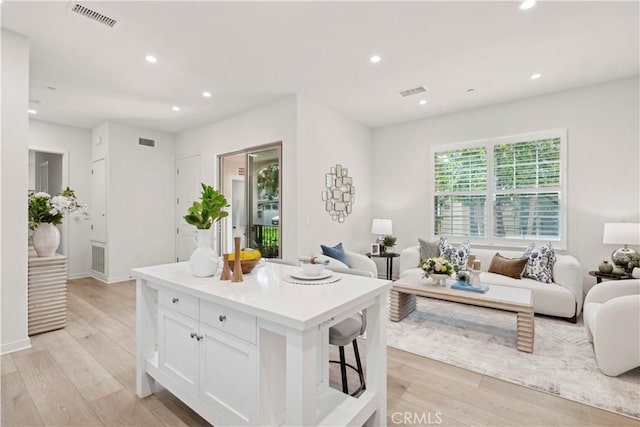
[2,277,638,427]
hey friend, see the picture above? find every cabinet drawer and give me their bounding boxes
[159,289,199,319]
[200,300,256,344]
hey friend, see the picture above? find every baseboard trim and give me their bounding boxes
[90,274,133,284]
[1,337,32,355]
[68,272,92,280]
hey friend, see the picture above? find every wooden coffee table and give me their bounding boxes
[390,276,534,353]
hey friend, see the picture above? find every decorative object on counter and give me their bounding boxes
[220,254,232,280]
[598,260,614,274]
[382,235,397,254]
[183,183,229,277]
[420,256,457,285]
[322,164,355,223]
[232,236,243,282]
[603,222,640,272]
[28,187,89,257]
[371,218,392,250]
[227,247,261,274]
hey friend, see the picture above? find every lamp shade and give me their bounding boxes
[603,223,640,245]
[371,218,392,235]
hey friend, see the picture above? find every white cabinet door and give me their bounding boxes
[199,323,257,426]
[158,308,199,392]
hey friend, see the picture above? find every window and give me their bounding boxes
[432,130,566,248]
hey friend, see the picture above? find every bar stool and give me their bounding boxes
[329,312,366,396]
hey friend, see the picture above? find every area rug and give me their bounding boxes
[386,297,640,419]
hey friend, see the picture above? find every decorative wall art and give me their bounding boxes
[322,164,355,223]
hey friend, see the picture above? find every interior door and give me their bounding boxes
[176,155,201,262]
[91,158,107,243]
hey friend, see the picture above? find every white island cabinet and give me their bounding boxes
[133,262,392,426]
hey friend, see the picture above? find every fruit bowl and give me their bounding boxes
[227,258,260,274]
[226,248,261,274]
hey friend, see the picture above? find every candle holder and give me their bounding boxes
[232,236,244,283]
[220,253,232,280]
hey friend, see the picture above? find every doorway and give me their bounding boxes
[219,143,281,258]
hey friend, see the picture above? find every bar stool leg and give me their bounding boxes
[352,340,366,391]
[339,346,348,394]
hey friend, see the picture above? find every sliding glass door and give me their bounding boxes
[218,143,281,258]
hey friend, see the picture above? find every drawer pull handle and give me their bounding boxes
[196,334,203,341]
[190,332,197,339]
[172,297,179,303]
[219,314,227,322]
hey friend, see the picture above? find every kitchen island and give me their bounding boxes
[133,261,392,426]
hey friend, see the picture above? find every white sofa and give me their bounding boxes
[584,280,640,376]
[399,246,583,320]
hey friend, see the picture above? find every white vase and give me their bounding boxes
[430,273,450,286]
[633,267,640,279]
[32,223,60,257]
[190,229,219,277]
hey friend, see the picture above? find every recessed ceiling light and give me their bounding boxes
[172,106,180,112]
[466,88,475,93]
[519,0,536,10]
[46,86,56,91]
[419,100,427,105]
[370,55,381,64]
[145,55,158,64]
[28,109,38,115]
[530,73,542,80]
[202,91,212,98]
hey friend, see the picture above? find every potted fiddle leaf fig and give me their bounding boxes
[184,184,229,277]
[184,183,230,229]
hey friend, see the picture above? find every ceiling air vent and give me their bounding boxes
[139,138,155,148]
[399,86,427,97]
[69,3,119,28]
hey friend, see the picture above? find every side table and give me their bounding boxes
[588,270,633,284]
[366,252,399,280]
[28,254,67,335]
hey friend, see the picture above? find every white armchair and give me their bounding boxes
[583,279,640,376]
[313,250,378,278]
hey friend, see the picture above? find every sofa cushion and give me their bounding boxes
[418,238,440,261]
[439,237,470,271]
[523,242,555,284]
[488,253,528,279]
[320,242,350,267]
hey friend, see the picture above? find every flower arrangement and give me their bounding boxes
[28,187,88,228]
[419,256,457,279]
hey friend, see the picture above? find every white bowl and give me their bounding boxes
[301,262,324,276]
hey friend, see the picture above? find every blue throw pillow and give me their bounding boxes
[320,243,350,267]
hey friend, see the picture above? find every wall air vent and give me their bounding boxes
[69,3,119,28]
[399,86,427,97]
[92,245,105,273]
[139,138,155,147]
[238,167,246,176]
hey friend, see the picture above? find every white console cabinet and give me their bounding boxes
[134,262,392,427]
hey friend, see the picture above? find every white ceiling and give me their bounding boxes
[2,1,638,134]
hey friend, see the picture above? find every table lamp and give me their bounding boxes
[371,218,392,247]
[602,222,640,271]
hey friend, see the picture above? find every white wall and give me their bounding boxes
[176,97,299,259]
[1,29,31,354]
[105,123,176,282]
[373,77,640,289]
[28,120,92,278]
[176,96,375,263]
[296,97,373,256]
